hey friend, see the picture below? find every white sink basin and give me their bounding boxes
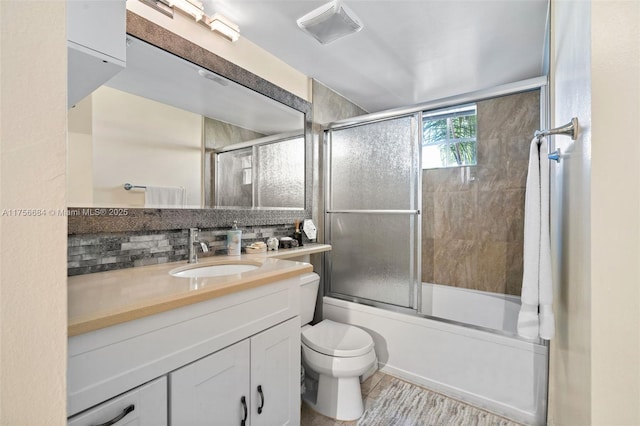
[170,263,260,278]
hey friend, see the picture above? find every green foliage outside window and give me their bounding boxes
[422,105,477,168]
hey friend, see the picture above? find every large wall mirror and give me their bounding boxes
[68,12,312,233]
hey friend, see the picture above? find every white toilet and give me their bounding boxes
[299,272,377,421]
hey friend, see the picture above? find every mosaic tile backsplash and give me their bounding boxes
[68,224,300,276]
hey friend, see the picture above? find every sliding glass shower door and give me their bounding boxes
[325,114,421,309]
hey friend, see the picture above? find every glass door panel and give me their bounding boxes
[326,114,420,309]
[329,116,417,211]
[328,213,418,308]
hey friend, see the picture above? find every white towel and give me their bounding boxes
[517,137,554,340]
[144,186,186,208]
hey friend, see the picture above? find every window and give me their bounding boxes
[422,104,477,169]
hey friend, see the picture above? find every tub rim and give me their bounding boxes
[323,295,547,350]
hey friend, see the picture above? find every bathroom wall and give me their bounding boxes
[547,1,592,423]
[549,0,640,424]
[0,1,67,424]
[590,2,640,422]
[421,91,539,296]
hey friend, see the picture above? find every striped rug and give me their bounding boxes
[356,379,522,426]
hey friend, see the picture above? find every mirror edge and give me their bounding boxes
[69,11,313,234]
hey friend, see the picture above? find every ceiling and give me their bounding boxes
[203,0,549,113]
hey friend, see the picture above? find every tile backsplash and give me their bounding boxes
[68,224,298,276]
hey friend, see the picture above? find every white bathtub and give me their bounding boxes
[323,286,548,426]
[421,282,521,334]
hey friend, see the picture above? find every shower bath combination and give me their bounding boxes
[322,79,560,425]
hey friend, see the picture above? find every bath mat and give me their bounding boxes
[356,379,521,426]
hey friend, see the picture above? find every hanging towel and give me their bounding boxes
[517,137,554,340]
[144,186,186,208]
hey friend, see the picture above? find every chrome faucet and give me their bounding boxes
[188,227,209,263]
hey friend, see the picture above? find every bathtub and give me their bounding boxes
[323,284,548,426]
[420,282,521,334]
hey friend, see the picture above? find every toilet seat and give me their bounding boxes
[302,319,374,357]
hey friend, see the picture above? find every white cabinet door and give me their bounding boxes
[67,0,126,61]
[250,318,300,426]
[68,377,167,426]
[169,318,300,426]
[170,340,251,426]
[67,0,126,107]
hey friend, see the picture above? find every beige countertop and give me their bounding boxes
[68,244,331,337]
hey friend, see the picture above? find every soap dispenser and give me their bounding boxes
[227,221,242,255]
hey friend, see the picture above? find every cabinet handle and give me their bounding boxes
[257,385,265,414]
[91,404,135,426]
[240,396,248,426]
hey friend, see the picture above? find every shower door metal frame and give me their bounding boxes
[324,113,422,313]
[322,76,551,339]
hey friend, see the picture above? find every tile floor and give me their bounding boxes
[300,372,524,426]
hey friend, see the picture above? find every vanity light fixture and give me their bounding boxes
[208,13,240,43]
[297,0,363,45]
[138,0,240,43]
[166,0,205,22]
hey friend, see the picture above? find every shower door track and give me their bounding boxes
[325,76,547,131]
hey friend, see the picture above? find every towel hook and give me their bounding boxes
[548,148,561,163]
[534,117,579,141]
[534,117,579,164]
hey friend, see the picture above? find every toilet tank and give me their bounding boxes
[299,272,320,326]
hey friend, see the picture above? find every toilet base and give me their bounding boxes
[302,374,364,421]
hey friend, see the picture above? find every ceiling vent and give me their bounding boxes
[296,0,363,45]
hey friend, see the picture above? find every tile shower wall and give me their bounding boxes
[68,224,298,276]
[421,91,539,296]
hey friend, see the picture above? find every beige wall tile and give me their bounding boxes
[422,91,538,297]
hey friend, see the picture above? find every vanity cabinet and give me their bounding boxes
[170,317,300,426]
[68,377,167,426]
[68,275,302,424]
[67,0,126,106]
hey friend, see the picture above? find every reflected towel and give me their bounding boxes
[145,186,186,208]
[517,137,554,340]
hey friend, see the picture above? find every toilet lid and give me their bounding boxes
[301,319,374,357]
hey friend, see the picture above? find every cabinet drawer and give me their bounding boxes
[68,377,167,426]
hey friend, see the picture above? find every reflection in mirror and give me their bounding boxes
[67,36,305,209]
[212,134,305,209]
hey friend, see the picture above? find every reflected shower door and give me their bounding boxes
[255,137,305,208]
[326,115,420,309]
